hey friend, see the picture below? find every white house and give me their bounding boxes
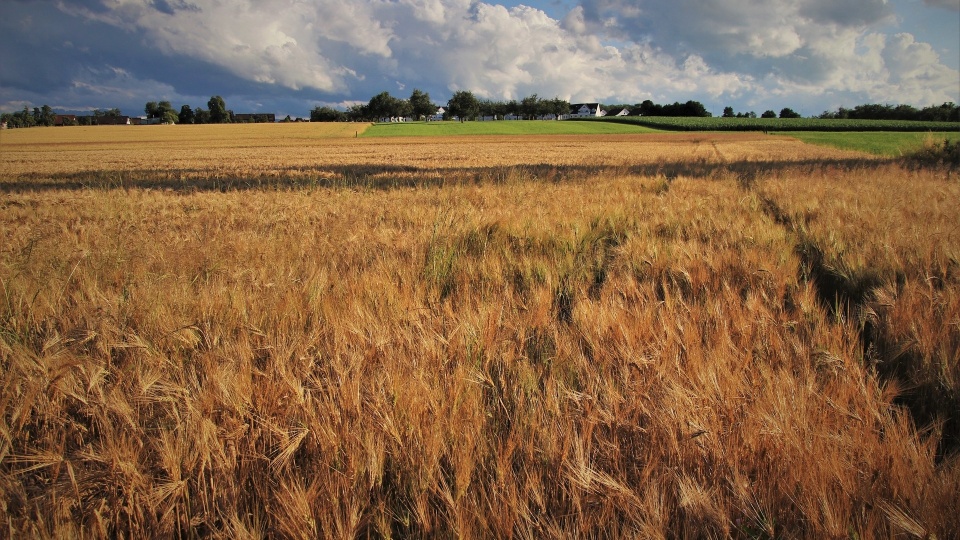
[429,107,446,121]
[614,108,630,116]
[569,103,605,118]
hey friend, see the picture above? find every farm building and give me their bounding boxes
[54,115,77,126]
[569,103,605,118]
[94,116,132,125]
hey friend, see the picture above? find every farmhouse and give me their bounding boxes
[54,114,77,126]
[94,116,132,125]
[569,103,605,118]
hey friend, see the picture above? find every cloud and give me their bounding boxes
[2,0,956,118]
[923,0,959,9]
[575,0,957,105]
[47,0,747,105]
[1,63,182,114]
[57,0,385,93]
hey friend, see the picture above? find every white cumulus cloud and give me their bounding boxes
[48,0,959,111]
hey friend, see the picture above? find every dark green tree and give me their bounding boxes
[722,106,735,118]
[367,91,411,120]
[520,94,540,119]
[34,105,55,126]
[761,110,777,118]
[637,100,660,116]
[409,89,435,120]
[179,105,195,124]
[447,90,479,122]
[368,91,396,120]
[779,107,801,119]
[550,97,569,119]
[194,107,211,124]
[347,104,371,122]
[311,106,347,122]
[208,96,230,123]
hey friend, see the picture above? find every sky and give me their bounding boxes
[1,0,958,119]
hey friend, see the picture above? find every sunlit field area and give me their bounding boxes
[1,123,958,538]
[362,120,659,137]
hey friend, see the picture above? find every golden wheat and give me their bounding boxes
[0,124,956,538]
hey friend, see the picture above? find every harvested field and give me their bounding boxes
[0,123,956,538]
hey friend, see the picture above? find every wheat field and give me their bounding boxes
[0,124,957,538]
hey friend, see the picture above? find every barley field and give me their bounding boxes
[0,123,957,538]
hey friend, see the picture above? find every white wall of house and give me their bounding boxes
[569,104,604,117]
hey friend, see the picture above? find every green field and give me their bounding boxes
[583,115,960,132]
[363,117,958,157]
[783,131,960,157]
[362,119,658,137]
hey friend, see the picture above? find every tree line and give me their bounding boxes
[818,102,958,122]
[311,89,575,122]
[6,93,956,128]
[2,106,135,128]
[0,96,254,128]
[153,96,234,124]
[311,92,749,122]
[1,105,59,128]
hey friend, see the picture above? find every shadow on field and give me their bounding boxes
[758,192,960,461]
[0,157,893,193]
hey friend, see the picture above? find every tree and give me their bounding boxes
[34,105,56,126]
[395,99,413,120]
[637,100,660,116]
[145,100,177,123]
[722,106,735,118]
[208,96,230,123]
[367,91,408,120]
[447,90,480,122]
[779,107,801,119]
[761,110,777,118]
[2,106,37,128]
[311,106,347,122]
[634,100,710,117]
[409,89,436,120]
[520,94,540,119]
[549,97,569,119]
[346,104,371,122]
[179,105,195,124]
[194,107,211,124]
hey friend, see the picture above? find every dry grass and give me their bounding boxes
[0,124,957,538]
